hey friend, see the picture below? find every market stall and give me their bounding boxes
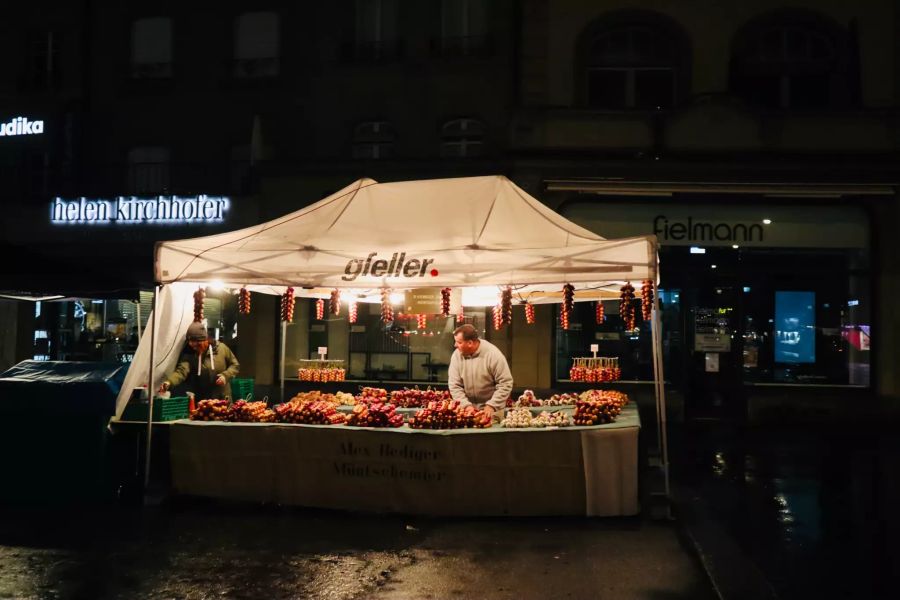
[119,175,667,515]
[171,403,640,517]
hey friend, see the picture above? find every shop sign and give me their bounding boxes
[50,195,229,225]
[342,252,439,282]
[404,287,461,314]
[653,215,763,244]
[0,116,44,137]
[563,203,869,249]
[695,333,731,352]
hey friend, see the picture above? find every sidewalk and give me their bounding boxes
[669,418,900,600]
[0,500,714,600]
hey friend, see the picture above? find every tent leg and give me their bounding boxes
[651,291,671,517]
[280,320,287,403]
[143,285,160,490]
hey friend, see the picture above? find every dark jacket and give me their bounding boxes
[166,341,240,400]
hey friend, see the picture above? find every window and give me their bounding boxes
[437,0,489,57]
[346,0,401,62]
[127,146,170,194]
[24,32,61,91]
[440,118,484,157]
[230,145,252,194]
[732,20,839,110]
[283,299,487,383]
[584,24,679,109]
[131,17,173,78]
[233,12,280,78]
[352,121,395,159]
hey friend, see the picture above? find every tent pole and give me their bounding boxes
[143,285,160,490]
[651,284,671,516]
[280,320,287,403]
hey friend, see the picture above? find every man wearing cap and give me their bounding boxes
[160,321,240,400]
[448,324,513,422]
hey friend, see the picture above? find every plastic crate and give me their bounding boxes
[121,396,190,422]
[230,378,254,401]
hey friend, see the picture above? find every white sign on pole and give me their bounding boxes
[317,346,327,359]
[705,353,720,373]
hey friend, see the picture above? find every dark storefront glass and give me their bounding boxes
[551,246,870,388]
[284,299,488,383]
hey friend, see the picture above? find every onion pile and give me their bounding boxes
[315,298,325,320]
[641,280,654,321]
[345,402,404,427]
[560,283,574,329]
[275,400,347,425]
[381,289,393,322]
[389,387,452,408]
[440,287,451,317]
[408,400,492,429]
[229,400,276,423]
[280,287,295,322]
[193,287,206,322]
[329,289,341,316]
[501,287,512,327]
[190,399,230,421]
[238,287,251,315]
[619,282,635,331]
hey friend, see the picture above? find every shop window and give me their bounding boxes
[554,300,658,383]
[352,121,395,159]
[23,31,61,91]
[233,12,280,78]
[435,0,490,57]
[344,0,402,62]
[283,299,487,383]
[731,15,842,110]
[131,17,173,78]
[127,146,170,194]
[579,15,687,110]
[440,118,484,157]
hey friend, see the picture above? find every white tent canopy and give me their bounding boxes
[155,176,657,293]
[131,175,669,506]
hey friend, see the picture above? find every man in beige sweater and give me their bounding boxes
[448,324,513,421]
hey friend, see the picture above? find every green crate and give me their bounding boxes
[231,378,254,400]
[122,396,190,422]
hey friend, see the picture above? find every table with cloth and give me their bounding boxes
[170,404,640,516]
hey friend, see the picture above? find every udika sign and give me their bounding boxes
[0,116,44,137]
[50,195,229,225]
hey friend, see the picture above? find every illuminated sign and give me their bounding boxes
[654,215,763,244]
[0,116,44,137]
[50,195,229,225]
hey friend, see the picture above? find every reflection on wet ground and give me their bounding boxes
[672,420,900,599]
[0,501,715,600]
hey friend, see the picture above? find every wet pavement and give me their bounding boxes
[671,419,900,600]
[0,501,714,600]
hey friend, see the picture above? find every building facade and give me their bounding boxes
[0,1,897,419]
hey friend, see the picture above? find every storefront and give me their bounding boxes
[0,191,248,370]
[556,193,875,421]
